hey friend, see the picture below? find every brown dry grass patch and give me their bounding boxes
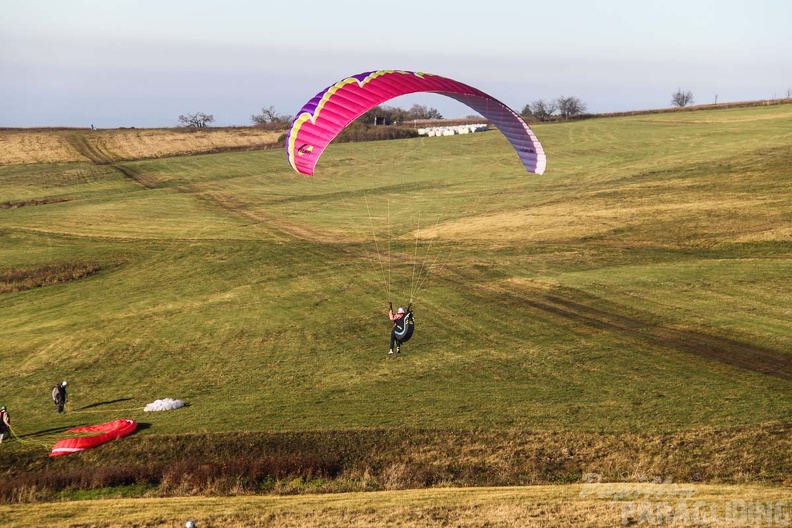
[0,261,102,294]
[0,128,284,165]
[2,423,788,505]
[415,196,772,245]
[83,128,283,162]
[0,197,72,209]
[2,485,789,527]
[0,130,88,164]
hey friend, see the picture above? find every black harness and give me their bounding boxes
[393,310,415,343]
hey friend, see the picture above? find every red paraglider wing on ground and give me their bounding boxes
[285,70,546,176]
[49,419,137,457]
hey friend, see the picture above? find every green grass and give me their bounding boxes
[0,105,790,449]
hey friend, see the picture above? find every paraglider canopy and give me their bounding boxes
[49,419,136,457]
[285,70,546,176]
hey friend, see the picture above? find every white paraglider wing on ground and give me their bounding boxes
[144,398,185,412]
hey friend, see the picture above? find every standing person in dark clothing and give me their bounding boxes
[52,381,68,413]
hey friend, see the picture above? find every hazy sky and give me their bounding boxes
[1,0,790,127]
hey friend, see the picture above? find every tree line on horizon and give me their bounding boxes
[176,88,720,128]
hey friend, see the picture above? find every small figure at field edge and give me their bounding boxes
[0,405,10,443]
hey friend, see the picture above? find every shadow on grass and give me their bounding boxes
[75,398,133,410]
[488,281,792,380]
[133,423,152,433]
[21,425,80,438]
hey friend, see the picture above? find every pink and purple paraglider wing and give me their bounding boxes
[285,70,545,176]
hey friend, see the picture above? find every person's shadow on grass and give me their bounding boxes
[75,398,133,410]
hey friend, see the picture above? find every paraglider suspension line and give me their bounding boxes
[387,198,392,300]
[410,213,451,301]
[410,211,421,305]
[364,193,390,300]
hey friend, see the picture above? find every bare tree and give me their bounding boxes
[251,106,292,125]
[178,112,214,128]
[556,96,587,119]
[408,104,443,120]
[671,89,694,107]
[528,99,558,122]
[786,88,792,98]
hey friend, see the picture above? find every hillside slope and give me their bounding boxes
[0,105,789,498]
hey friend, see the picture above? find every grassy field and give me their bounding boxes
[0,105,790,520]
